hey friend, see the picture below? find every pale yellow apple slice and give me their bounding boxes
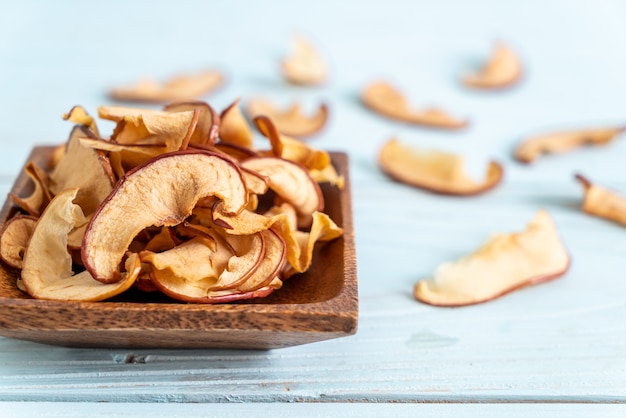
[414,210,570,307]
[21,189,140,301]
[0,215,37,269]
[241,156,324,228]
[378,139,503,195]
[50,126,116,215]
[281,35,327,85]
[246,99,328,137]
[515,127,625,163]
[575,174,626,226]
[82,150,248,284]
[219,98,255,149]
[109,70,224,103]
[462,42,523,89]
[362,81,468,129]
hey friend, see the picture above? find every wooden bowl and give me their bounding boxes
[0,147,357,349]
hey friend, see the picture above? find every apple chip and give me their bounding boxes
[515,127,625,163]
[9,161,52,217]
[241,156,324,228]
[63,105,100,137]
[109,70,224,103]
[0,215,37,269]
[281,35,327,85]
[219,99,254,149]
[462,42,523,89]
[82,150,248,283]
[21,189,140,301]
[414,210,570,307]
[575,174,626,226]
[378,139,503,196]
[50,126,116,215]
[164,101,220,148]
[246,99,328,137]
[362,81,468,129]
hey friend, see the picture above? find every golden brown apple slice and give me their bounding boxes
[82,150,248,284]
[515,127,625,163]
[414,210,570,307]
[241,156,324,228]
[21,189,140,301]
[163,101,220,148]
[246,99,328,137]
[281,35,327,85]
[236,229,286,292]
[63,105,100,137]
[361,81,468,129]
[219,98,254,149]
[378,139,503,196]
[254,116,331,171]
[109,70,224,103]
[575,174,626,226]
[9,161,52,217]
[50,126,116,215]
[0,215,37,269]
[462,42,523,89]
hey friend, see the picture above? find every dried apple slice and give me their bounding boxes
[9,161,52,217]
[362,81,468,129]
[163,101,220,148]
[575,174,626,225]
[82,150,248,283]
[515,127,625,163]
[254,116,330,170]
[281,35,327,85]
[50,126,116,215]
[109,70,224,103]
[0,215,37,269]
[241,156,323,228]
[414,210,569,307]
[378,139,503,195]
[462,42,523,89]
[21,189,140,301]
[246,99,328,137]
[236,229,286,292]
[63,105,100,137]
[219,98,254,149]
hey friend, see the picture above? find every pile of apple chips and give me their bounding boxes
[0,101,344,303]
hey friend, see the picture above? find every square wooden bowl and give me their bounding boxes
[0,147,357,349]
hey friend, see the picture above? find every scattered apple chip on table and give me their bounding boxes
[414,210,570,307]
[361,81,468,129]
[109,70,224,103]
[246,99,328,137]
[281,36,327,85]
[462,42,523,89]
[378,138,503,195]
[515,126,625,163]
[575,174,626,226]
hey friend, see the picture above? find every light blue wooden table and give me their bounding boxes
[1,1,626,416]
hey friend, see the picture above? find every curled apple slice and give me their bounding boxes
[241,156,323,228]
[63,105,100,137]
[515,127,625,163]
[163,101,220,148]
[254,116,330,170]
[109,70,224,103]
[0,215,37,269]
[378,139,503,195]
[21,189,140,301]
[281,35,327,85]
[415,210,569,307]
[82,150,248,283]
[462,42,522,89]
[50,126,116,215]
[362,81,468,129]
[219,98,254,149]
[246,99,328,137]
[9,161,52,217]
[575,174,626,226]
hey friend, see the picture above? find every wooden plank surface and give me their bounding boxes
[1,0,626,414]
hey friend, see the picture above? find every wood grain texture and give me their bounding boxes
[0,148,357,349]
